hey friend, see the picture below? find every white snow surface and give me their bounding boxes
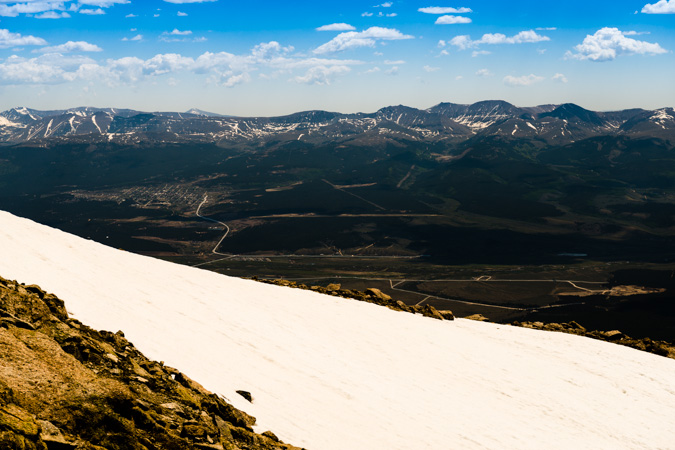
[1,210,674,450]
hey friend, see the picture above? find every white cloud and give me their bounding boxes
[177,11,188,16]
[450,30,550,50]
[385,66,399,75]
[552,73,568,83]
[0,41,362,88]
[642,0,675,13]
[0,2,61,17]
[376,2,393,7]
[448,35,472,50]
[423,65,439,72]
[294,65,351,85]
[472,50,491,57]
[364,66,381,73]
[0,29,47,48]
[362,12,373,17]
[475,68,492,77]
[386,13,397,17]
[503,74,544,86]
[168,28,192,35]
[316,23,356,31]
[384,59,404,64]
[567,27,667,61]
[536,27,557,31]
[122,34,143,41]
[78,0,129,6]
[37,40,102,53]
[455,75,463,80]
[221,72,250,87]
[418,6,472,14]
[314,27,414,54]
[125,13,137,17]
[0,0,129,17]
[435,15,471,24]
[36,11,71,19]
[79,8,105,15]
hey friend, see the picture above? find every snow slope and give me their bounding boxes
[0,210,674,449]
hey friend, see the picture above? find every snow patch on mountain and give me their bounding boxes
[0,210,674,449]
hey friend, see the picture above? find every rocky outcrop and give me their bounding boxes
[513,320,675,359]
[0,275,303,450]
[253,278,454,321]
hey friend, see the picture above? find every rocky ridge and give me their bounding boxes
[0,275,302,450]
[252,278,454,321]
[256,279,675,360]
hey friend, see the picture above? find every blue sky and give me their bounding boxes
[0,0,673,115]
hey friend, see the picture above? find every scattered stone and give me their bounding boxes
[326,283,341,291]
[464,314,489,322]
[236,390,253,403]
[511,320,674,360]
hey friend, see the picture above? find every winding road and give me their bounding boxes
[195,194,233,257]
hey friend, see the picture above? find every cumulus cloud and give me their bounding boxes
[376,2,393,7]
[78,0,129,6]
[313,27,414,54]
[642,0,675,13]
[37,41,102,53]
[0,39,364,88]
[36,11,71,18]
[475,68,492,77]
[435,15,471,24]
[122,34,143,41]
[0,29,47,48]
[503,74,544,86]
[294,65,351,85]
[450,30,550,50]
[125,13,137,17]
[0,0,127,18]
[362,12,373,17]
[567,27,667,61]
[552,73,568,83]
[472,50,491,57]
[316,23,356,31]
[79,8,105,14]
[177,11,188,16]
[168,28,192,35]
[418,6,472,14]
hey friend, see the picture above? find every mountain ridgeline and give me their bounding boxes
[1,101,674,147]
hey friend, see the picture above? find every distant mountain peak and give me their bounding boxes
[185,108,223,117]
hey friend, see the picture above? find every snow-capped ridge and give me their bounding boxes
[0,102,673,146]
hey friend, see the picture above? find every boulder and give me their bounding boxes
[365,288,391,302]
[464,314,489,322]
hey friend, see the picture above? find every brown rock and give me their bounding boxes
[464,314,489,322]
[365,288,392,302]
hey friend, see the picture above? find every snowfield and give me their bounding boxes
[1,210,674,449]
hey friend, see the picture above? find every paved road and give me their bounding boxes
[195,194,232,257]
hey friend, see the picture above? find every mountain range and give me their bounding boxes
[1,101,673,147]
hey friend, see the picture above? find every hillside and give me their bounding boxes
[0,275,300,449]
[1,210,674,449]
